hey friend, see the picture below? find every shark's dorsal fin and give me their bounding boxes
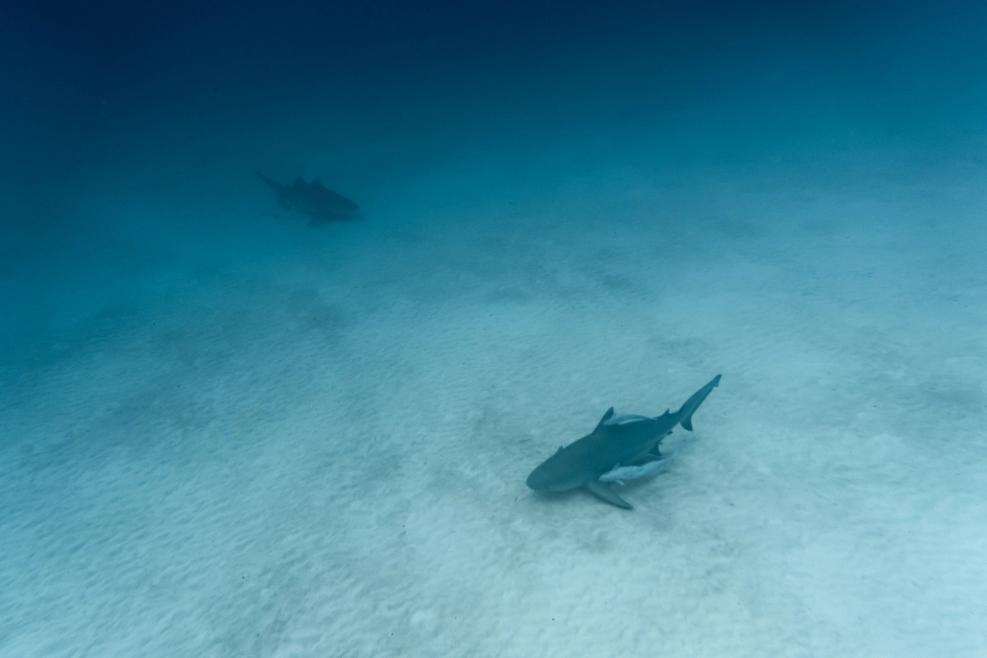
[311,178,326,188]
[595,407,615,429]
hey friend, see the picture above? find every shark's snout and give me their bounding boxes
[526,461,581,492]
[525,468,549,490]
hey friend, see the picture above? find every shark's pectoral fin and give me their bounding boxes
[585,480,632,509]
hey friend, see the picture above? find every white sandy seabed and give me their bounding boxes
[1,139,986,658]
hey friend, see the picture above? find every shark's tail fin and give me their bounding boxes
[676,374,721,431]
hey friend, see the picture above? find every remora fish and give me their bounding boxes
[526,375,721,509]
[256,172,360,226]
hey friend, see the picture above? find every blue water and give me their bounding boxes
[2,2,986,656]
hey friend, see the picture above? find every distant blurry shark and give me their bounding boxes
[526,375,721,509]
[256,172,360,226]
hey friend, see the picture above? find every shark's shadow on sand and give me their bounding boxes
[526,375,721,509]
[256,172,361,226]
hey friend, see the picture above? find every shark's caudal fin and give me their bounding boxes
[677,374,721,431]
[585,480,633,509]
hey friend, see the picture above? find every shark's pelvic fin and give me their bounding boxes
[586,479,633,509]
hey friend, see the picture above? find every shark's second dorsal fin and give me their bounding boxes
[596,407,615,429]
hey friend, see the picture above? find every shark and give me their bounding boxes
[525,374,721,509]
[256,172,360,226]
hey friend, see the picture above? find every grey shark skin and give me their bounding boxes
[257,172,360,226]
[526,375,721,509]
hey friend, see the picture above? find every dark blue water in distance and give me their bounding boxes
[2,2,986,656]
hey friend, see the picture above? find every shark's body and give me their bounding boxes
[526,375,721,509]
[256,172,360,226]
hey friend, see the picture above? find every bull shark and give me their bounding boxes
[256,172,360,226]
[526,374,721,509]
